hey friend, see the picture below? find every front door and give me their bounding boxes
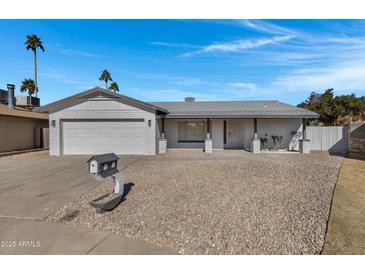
[224,120,243,149]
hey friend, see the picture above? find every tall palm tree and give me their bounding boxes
[20,79,36,96]
[25,34,45,98]
[99,69,113,89]
[109,82,119,92]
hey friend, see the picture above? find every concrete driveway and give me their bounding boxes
[0,151,175,254]
[0,150,140,219]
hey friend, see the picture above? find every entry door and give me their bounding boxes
[225,120,243,149]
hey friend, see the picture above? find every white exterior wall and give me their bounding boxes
[163,118,302,151]
[156,118,162,138]
[256,118,302,150]
[242,119,254,149]
[49,97,156,155]
[212,119,224,149]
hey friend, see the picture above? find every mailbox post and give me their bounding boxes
[87,153,125,213]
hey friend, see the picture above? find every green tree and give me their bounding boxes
[99,69,113,89]
[298,89,365,125]
[20,79,36,96]
[318,89,339,126]
[25,34,45,98]
[109,82,119,92]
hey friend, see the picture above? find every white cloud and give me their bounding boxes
[39,70,99,88]
[183,35,295,57]
[228,82,256,91]
[131,86,263,102]
[58,48,103,58]
[239,20,297,36]
[149,41,199,49]
[271,60,365,92]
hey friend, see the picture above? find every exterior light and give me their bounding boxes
[51,120,56,127]
[148,120,151,127]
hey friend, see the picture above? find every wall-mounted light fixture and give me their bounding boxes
[51,120,56,127]
[148,120,152,127]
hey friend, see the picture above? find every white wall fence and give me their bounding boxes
[307,126,348,153]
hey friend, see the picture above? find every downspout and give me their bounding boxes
[302,118,307,140]
[161,118,165,139]
[254,118,258,139]
[207,118,210,139]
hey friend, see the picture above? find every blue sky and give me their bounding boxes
[1,19,365,105]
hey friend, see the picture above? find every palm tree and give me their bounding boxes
[25,34,45,98]
[109,82,119,92]
[20,79,36,96]
[99,69,113,89]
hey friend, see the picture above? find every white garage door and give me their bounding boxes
[62,119,145,155]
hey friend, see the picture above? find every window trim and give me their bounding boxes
[177,119,207,143]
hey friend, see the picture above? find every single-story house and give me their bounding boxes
[0,84,49,153]
[36,87,319,155]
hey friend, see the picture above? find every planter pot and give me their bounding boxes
[158,139,167,154]
[299,139,311,154]
[90,192,123,214]
[205,139,212,153]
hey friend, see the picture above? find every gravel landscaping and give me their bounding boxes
[45,150,343,254]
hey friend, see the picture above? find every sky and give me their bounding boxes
[1,19,365,105]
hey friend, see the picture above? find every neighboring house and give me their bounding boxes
[0,84,49,153]
[36,87,318,156]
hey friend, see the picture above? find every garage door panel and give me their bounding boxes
[62,120,146,155]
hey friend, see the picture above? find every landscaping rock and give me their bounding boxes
[45,150,343,254]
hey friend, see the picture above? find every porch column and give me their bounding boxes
[254,118,258,139]
[302,118,307,140]
[161,118,165,139]
[299,118,310,153]
[207,118,211,139]
[205,118,212,153]
[251,118,260,153]
[158,118,167,154]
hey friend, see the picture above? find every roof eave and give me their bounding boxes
[163,114,319,119]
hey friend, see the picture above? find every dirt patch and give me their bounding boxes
[322,158,365,254]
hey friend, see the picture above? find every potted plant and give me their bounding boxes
[277,136,283,150]
[271,135,283,150]
[290,131,301,151]
[260,134,268,151]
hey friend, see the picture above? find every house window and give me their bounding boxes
[178,120,206,142]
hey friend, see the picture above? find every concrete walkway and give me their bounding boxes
[0,217,175,254]
[322,158,365,254]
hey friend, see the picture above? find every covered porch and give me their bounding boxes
[157,117,310,153]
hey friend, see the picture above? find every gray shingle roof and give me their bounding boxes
[35,86,318,119]
[35,87,169,114]
[151,100,319,119]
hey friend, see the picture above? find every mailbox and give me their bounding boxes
[87,153,119,178]
[87,153,125,214]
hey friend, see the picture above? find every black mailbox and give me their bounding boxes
[87,153,119,178]
[87,153,125,213]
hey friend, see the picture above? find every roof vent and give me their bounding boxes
[184,97,195,102]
